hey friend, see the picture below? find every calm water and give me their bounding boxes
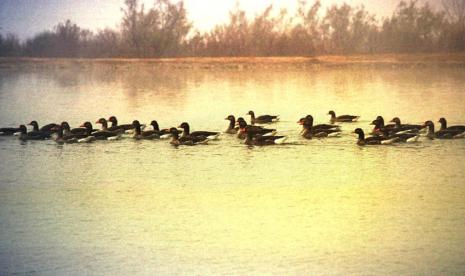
[1,63,465,275]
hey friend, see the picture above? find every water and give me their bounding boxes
[1,63,465,275]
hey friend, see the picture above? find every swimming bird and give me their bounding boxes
[241,128,287,146]
[81,122,121,141]
[236,117,276,139]
[246,111,279,125]
[0,126,21,136]
[299,116,341,139]
[423,121,465,139]
[60,121,98,136]
[17,125,49,141]
[298,115,341,131]
[95,118,125,134]
[389,117,423,131]
[150,120,172,137]
[169,127,209,146]
[132,120,160,140]
[353,128,399,146]
[178,122,220,140]
[224,115,239,134]
[50,125,78,144]
[108,116,138,132]
[28,121,58,133]
[438,118,465,132]
[328,111,359,123]
[378,128,420,143]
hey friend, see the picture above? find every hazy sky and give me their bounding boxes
[0,0,436,40]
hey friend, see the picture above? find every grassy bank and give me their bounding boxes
[1,53,465,70]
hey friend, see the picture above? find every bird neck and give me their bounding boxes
[181,125,190,137]
[427,123,435,134]
[101,121,108,130]
[110,119,117,128]
[439,120,447,130]
[228,119,235,130]
[357,131,365,141]
[152,122,160,131]
[134,125,142,135]
[32,123,39,131]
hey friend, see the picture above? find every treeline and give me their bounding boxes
[1,0,465,58]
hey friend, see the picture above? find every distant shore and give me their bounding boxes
[1,53,465,70]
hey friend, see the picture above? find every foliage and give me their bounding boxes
[0,0,464,57]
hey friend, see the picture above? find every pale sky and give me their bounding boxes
[0,0,437,40]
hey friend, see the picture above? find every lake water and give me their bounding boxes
[1,62,465,275]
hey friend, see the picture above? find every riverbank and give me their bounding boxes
[1,53,465,70]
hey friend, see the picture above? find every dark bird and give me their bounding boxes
[169,127,209,146]
[28,120,58,133]
[378,128,420,143]
[328,110,359,123]
[17,125,49,141]
[389,117,423,131]
[95,118,125,134]
[81,122,120,141]
[132,120,160,140]
[50,125,78,144]
[236,117,276,139]
[225,115,239,134]
[423,121,465,139]
[438,118,465,132]
[353,128,399,146]
[178,122,220,140]
[299,116,341,139]
[298,115,341,131]
[108,116,137,132]
[246,110,279,125]
[241,128,287,146]
[0,126,21,136]
[60,121,98,136]
[150,120,172,137]
[371,116,397,135]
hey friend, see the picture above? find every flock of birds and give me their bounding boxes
[1,110,465,146]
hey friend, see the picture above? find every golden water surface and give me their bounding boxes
[1,64,465,275]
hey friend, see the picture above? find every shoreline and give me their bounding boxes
[1,53,465,69]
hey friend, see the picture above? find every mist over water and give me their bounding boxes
[1,63,465,274]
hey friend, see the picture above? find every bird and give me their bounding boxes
[50,125,78,144]
[389,117,423,131]
[438,118,465,132]
[224,115,239,134]
[353,128,399,146]
[150,120,172,137]
[423,121,465,139]
[132,120,160,140]
[241,128,287,146]
[236,117,276,139]
[0,126,21,136]
[60,121,98,136]
[17,125,50,141]
[169,127,209,146]
[377,128,420,143]
[298,115,341,131]
[108,116,138,132]
[81,122,121,141]
[28,120,58,133]
[246,110,279,125]
[371,116,399,135]
[178,122,220,140]
[95,118,125,134]
[27,121,57,138]
[299,116,341,139]
[328,110,359,123]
